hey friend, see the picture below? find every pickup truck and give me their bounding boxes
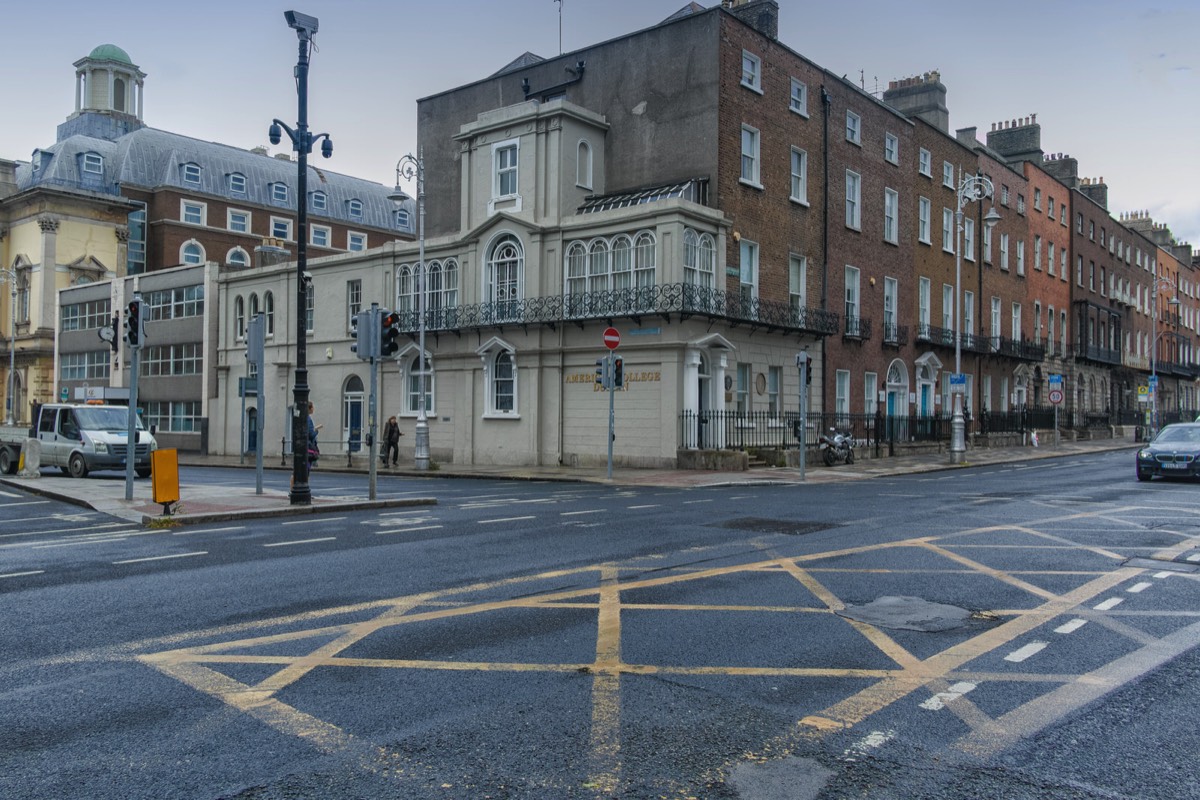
[0,403,156,478]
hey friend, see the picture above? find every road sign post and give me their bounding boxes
[601,329,620,480]
[795,352,808,481]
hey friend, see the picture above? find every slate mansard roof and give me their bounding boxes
[16,123,412,234]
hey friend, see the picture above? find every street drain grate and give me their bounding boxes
[719,518,837,536]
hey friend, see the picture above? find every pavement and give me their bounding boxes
[0,436,1138,526]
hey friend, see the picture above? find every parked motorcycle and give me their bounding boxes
[819,427,855,466]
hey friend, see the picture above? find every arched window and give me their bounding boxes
[610,236,632,292]
[249,293,260,322]
[181,240,205,266]
[486,234,523,322]
[426,261,443,313]
[226,247,250,267]
[264,291,275,336]
[683,229,715,289]
[577,140,592,189]
[113,77,127,112]
[234,296,245,340]
[565,242,587,315]
[633,231,656,290]
[442,259,459,310]
[588,239,610,295]
[403,351,434,416]
[396,264,416,315]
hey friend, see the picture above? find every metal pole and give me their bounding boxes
[368,353,378,501]
[1151,285,1157,437]
[797,362,807,482]
[949,170,966,465]
[288,22,314,505]
[5,275,14,427]
[607,352,614,480]
[414,148,430,471]
[124,293,141,502]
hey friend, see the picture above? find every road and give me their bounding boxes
[1,449,1198,799]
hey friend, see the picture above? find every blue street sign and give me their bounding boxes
[1048,374,1063,386]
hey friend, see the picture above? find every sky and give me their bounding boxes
[4,0,1197,247]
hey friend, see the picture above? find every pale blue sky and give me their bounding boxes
[6,0,1197,246]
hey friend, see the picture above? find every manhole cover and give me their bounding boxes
[838,595,974,632]
[720,518,837,536]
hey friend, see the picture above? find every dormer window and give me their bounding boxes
[348,198,363,219]
[271,183,289,203]
[82,152,104,175]
[396,209,411,227]
[182,163,201,185]
[311,191,327,212]
[228,173,247,194]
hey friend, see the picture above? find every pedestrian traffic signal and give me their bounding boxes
[124,300,142,347]
[613,356,624,389]
[350,310,378,360]
[805,360,813,385]
[380,310,401,357]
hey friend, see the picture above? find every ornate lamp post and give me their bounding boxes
[0,267,16,426]
[389,150,429,470]
[268,10,334,504]
[951,169,1001,465]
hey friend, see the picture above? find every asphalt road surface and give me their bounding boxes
[2,449,1198,799]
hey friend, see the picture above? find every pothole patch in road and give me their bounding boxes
[837,595,983,632]
[720,518,838,536]
[726,756,835,800]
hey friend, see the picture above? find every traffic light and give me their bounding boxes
[805,360,813,386]
[124,300,142,347]
[595,358,609,390]
[380,310,401,357]
[613,356,624,389]
[350,310,377,360]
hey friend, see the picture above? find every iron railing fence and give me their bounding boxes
[679,410,953,453]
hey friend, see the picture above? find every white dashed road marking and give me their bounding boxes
[114,551,207,564]
[262,537,336,548]
[1094,597,1124,611]
[1055,619,1088,634]
[0,570,45,579]
[920,682,977,710]
[1004,642,1048,663]
[1127,582,1152,594]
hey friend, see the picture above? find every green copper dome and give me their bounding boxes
[87,44,132,64]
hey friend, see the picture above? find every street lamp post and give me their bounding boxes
[1150,276,1180,437]
[268,10,334,505]
[391,150,429,470]
[1,268,16,426]
[951,169,1001,465]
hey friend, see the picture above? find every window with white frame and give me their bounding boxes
[60,351,110,381]
[347,279,362,330]
[835,370,850,421]
[942,284,954,331]
[844,265,861,334]
[963,291,974,343]
[942,161,954,187]
[305,282,314,334]
[1000,232,1010,270]
[489,350,517,415]
[180,240,204,265]
[226,247,250,267]
[577,140,592,189]
[143,343,202,377]
[790,147,807,203]
[884,132,898,165]
[683,229,716,289]
[1034,301,1042,342]
[228,172,246,194]
[404,351,434,416]
[919,277,931,334]
[1033,188,1042,210]
[1047,306,1055,355]
[918,148,931,177]
[145,285,204,320]
[739,239,759,312]
[789,255,807,318]
[1060,310,1067,353]
[918,197,931,244]
[228,209,250,233]
[884,277,897,341]
[1011,302,1022,340]
[963,218,975,261]
[271,216,292,240]
[864,372,878,415]
[82,152,104,174]
[845,170,861,229]
[883,188,898,244]
[61,299,111,331]
[143,400,202,433]
[311,225,331,248]
[845,111,861,145]
[494,140,519,198]
[740,125,761,186]
[991,296,1002,347]
[348,199,363,219]
[1017,194,1026,214]
[487,233,524,320]
[348,232,367,251]
[182,163,201,185]
[1016,240,1025,275]
[789,78,808,116]
[235,296,246,340]
[942,208,954,252]
[181,200,205,226]
[741,50,762,92]
[1076,255,1083,286]
[271,182,288,204]
[983,224,993,263]
[264,291,275,336]
[735,363,751,415]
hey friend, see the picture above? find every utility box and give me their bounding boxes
[151,449,180,509]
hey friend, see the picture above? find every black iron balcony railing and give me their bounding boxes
[844,315,872,339]
[925,324,957,348]
[1071,343,1121,365]
[881,322,908,346]
[394,283,842,337]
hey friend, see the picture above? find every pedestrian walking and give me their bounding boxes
[307,401,323,468]
[382,415,402,467]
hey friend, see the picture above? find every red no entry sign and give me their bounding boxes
[603,327,621,350]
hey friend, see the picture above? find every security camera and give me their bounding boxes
[284,10,318,34]
[302,271,313,284]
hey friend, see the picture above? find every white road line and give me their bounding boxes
[842,729,895,760]
[282,517,346,526]
[262,537,336,548]
[920,682,977,710]
[478,516,536,524]
[1055,619,1088,634]
[114,551,207,565]
[560,509,602,516]
[375,525,443,535]
[0,500,50,506]
[1186,553,1200,563]
[1127,582,1153,594]
[682,499,714,504]
[1154,571,1175,579]
[33,538,128,549]
[1004,642,1049,663]
[0,570,45,579]
[627,504,660,510]
[1094,597,1125,611]
[171,526,246,536]
[0,489,22,498]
